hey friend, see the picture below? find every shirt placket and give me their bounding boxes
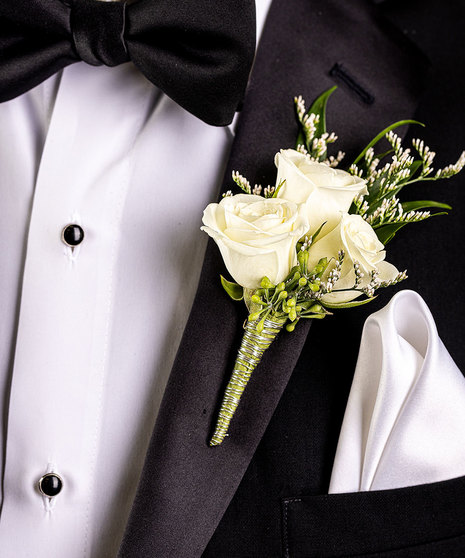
[0,64,146,557]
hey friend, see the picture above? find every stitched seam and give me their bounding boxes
[283,498,302,558]
[283,499,465,558]
[329,63,375,105]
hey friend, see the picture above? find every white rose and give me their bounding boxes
[275,149,367,235]
[307,213,399,304]
[201,194,309,289]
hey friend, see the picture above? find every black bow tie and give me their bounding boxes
[0,0,256,126]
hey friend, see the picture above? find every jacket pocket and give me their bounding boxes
[282,475,465,557]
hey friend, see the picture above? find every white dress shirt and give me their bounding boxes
[0,3,272,557]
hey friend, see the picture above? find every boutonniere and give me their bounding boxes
[201,87,465,447]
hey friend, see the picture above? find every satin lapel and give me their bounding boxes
[119,1,428,556]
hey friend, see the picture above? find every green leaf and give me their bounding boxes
[308,86,338,137]
[353,120,425,165]
[220,275,244,301]
[429,212,449,217]
[375,222,408,245]
[376,210,449,245]
[404,160,423,180]
[402,200,452,212]
[322,296,377,309]
[310,221,327,244]
[363,176,385,206]
[373,148,394,162]
[272,178,286,198]
[243,287,263,314]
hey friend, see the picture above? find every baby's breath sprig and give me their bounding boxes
[231,171,276,198]
[232,171,251,194]
[361,269,408,298]
[359,195,432,229]
[263,185,276,198]
[320,251,344,295]
[295,95,320,149]
[294,86,342,165]
[412,138,435,177]
[434,151,465,179]
[318,255,408,305]
[348,126,461,244]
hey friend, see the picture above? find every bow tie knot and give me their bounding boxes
[0,0,256,126]
[72,0,130,67]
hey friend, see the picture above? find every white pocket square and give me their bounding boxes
[329,289,465,493]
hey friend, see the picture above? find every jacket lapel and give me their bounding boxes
[119,1,428,556]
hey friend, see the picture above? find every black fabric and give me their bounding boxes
[116,243,313,558]
[0,0,256,126]
[201,1,465,557]
[117,1,465,557]
[71,0,129,66]
[282,476,465,557]
[219,0,428,187]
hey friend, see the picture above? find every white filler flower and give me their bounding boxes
[308,213,399,303]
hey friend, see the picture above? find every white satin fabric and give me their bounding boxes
[329,289,465,493]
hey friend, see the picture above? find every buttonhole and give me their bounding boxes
[329,63,375,105]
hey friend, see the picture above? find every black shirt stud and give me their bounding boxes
[38,473,63,498]
[62,224,85,247]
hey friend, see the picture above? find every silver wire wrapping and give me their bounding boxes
[209,315,287,446]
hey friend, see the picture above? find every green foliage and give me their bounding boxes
[236,250,405,334]
[375,222,409,245]
[220,275,244,301]
[322,296,377,309]
[221,90,463,324]
[352,120,424,165]
[402,200,451,212]
[294,88,339,162]
[350,127,462,242]
[272,178,286,198]
[307,85,337,138]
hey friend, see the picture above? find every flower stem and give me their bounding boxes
[209,314,287,446]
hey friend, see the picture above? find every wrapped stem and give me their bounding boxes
[209,314,287,446]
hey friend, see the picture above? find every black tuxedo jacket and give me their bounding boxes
[119,1,465,556]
